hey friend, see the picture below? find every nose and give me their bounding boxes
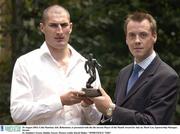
[135,35,141,43]
[56,24,63,33]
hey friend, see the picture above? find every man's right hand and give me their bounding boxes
[91,87,113,115]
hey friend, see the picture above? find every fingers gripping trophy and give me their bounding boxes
[82,53,102,97]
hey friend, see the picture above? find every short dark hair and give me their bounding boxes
[124,11,157,35]
[41,4,70,23]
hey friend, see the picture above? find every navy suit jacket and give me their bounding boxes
[110,56,179,124]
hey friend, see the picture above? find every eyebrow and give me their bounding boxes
[48,22,69,26]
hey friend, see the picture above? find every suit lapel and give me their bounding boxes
[118,56,161,106]
[115,64,133,104]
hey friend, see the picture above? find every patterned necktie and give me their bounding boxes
[126,64,142,95]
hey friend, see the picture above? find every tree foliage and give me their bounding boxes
[0,0,180,124]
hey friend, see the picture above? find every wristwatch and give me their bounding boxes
[106,103,115,117]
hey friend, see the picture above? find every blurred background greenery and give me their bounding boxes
[0,0,180,124]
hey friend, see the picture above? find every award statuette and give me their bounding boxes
[82,53,102,97]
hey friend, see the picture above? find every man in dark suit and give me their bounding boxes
[92,11,179,124]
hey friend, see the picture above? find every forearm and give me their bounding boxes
[112,107,156,125]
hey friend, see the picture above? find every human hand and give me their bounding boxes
[91,87,112,115]
[81,97,94,107]
[60,90,85,106]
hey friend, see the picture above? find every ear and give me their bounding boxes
[40,23,45,33]
[126,34,129,46]
[153,32,157,43]
[69,22,73,34]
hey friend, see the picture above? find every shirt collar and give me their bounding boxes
[40,41,85,62]
[40,42,51,56]
[135,51,156,70]
[40,42,84,60]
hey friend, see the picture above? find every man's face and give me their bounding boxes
[40,7,72,51]
[126,19,157,63]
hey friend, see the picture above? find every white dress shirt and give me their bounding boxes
[10,42,102,125]
[135,51,156,77]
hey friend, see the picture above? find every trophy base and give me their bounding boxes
[82,88,102,97]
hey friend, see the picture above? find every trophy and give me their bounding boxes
[82,53,102,97]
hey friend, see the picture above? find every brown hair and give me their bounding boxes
[124,11,157,35]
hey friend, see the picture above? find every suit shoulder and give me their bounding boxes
[159,61,179,77]
[119,64,132,74]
